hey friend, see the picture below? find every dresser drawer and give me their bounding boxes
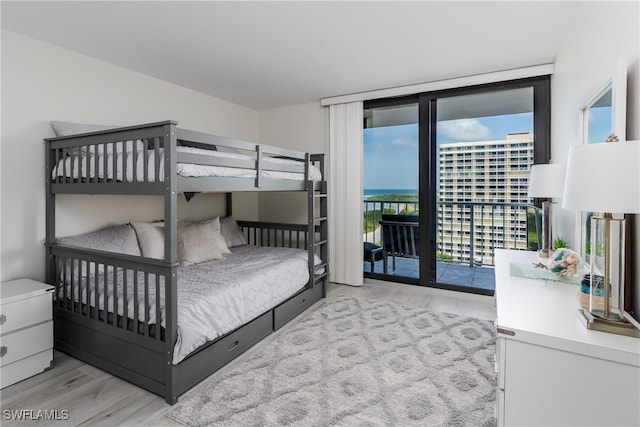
[0,349,53,389]
[0,321,53,367]
[1,291,53,335]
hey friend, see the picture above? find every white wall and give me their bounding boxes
[1,30,260,283]
[551,2,639,318]
[258,102,327,224]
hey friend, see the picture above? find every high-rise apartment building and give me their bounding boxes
[438,132,533,265]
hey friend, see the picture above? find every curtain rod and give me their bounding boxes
[320,63,554,107]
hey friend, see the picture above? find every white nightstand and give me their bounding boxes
[0,278,55,388]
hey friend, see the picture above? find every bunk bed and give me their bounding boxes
[44,120,328,404]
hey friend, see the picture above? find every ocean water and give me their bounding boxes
[363,189,418,198]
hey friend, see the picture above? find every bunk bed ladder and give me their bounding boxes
[308,155,328,294]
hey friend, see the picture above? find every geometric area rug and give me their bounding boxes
[167,296,497,427]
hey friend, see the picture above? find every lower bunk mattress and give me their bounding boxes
[57,245,321,364]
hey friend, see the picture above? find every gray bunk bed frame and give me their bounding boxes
[44,120,328,404]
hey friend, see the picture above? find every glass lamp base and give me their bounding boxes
[578,309,640,338]
[590,310,624,322]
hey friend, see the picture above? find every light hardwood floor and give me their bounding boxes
[0,281,496,426]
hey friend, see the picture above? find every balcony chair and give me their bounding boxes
[379,214,419,272]
[363,242,388,274]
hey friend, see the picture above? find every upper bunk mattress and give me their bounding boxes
[52,145,323,183]
[58,244,322,364]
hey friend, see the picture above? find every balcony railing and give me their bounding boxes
[363,198,539,267]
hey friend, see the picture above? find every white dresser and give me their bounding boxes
[495,249,640,427]
[0,278,55,388]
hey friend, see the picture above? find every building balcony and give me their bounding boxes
[363,198,540,294]
[363,257,496,293]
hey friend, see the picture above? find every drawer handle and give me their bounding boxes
[228,340,239,351]
[0,314,5,325]
[497,327,515,336]
[0,346,6,357]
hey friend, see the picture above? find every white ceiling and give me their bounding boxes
[2,1,581,111]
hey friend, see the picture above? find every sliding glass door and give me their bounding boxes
[364,76,550,296]
[429,88,535,292]
[363,101,420,284]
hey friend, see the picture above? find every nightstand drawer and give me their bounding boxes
[0,293,52,335]
[0,350,52,389]
[0,321,53,367]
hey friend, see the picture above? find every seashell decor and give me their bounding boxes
[547,248,581,278]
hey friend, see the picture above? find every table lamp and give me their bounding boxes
[562,140,640,337]
[528,163,566,258]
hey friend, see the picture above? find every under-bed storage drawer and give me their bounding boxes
[274,284,323,330]
[174,310,273,397]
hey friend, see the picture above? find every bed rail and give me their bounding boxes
[46,242,178,398]
[45,120,325,194]
[239,220,308,249]
[238,220,328,286]
[45,121,173,195]
[47,244,176,342]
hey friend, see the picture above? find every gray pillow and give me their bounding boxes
[57,224,141,277]
[57,224,141,256]
[220,216,247,247]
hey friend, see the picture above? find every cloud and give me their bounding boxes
[370,137,417,151]
[438,118,490,141]
[391,137,418,148]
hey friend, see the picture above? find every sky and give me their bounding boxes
[364,113,533,190]
[363,108,612,191]
[587,105,613,144]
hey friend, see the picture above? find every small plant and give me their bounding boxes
[552,236,569,250]
[586,241,605,256]
[436,251,453,261]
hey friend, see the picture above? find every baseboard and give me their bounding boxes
[361,278,496,303]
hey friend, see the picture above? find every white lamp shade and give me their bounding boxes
[562,140,640,213]
[527,163,566,198]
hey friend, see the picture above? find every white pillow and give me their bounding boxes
[50,121,143,155]
[132,217,230,260]
[215,145,243,154]
[177,220,223,266]
[51,121,117,137]
[220,216,247,247]
[131,221,165,259]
